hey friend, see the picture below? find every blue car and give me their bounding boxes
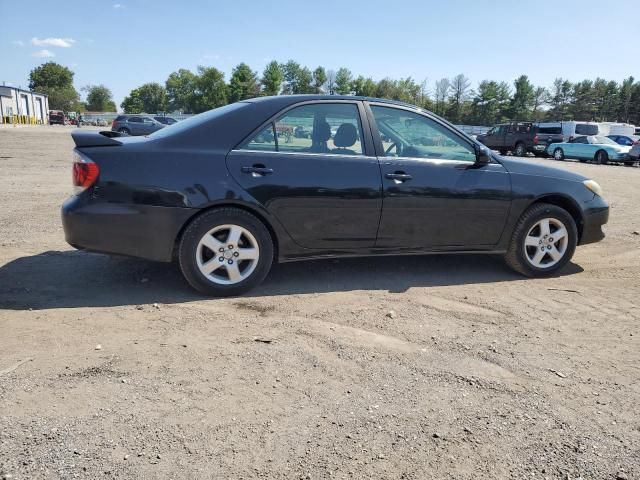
[547,135,633,164]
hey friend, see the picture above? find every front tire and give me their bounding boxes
[178,208,274,296]
[505,203,578,277]
[553,148,565,161]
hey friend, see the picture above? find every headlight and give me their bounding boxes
[583,179,603,197]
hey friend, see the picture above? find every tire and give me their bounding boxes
[178,208,274,296]
[553,148,565,161]
[595,150,609,165]
[499,149,508,156]
[504,203,578,278]
[514,142,527,157]
[118,127,130,135]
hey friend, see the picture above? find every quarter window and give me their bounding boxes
[371,105,476,162]
[240,103,364,155]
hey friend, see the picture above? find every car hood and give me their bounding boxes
[498,156,587,182]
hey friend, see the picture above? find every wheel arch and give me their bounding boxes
[528,194,584,242]
[172,201,281,262]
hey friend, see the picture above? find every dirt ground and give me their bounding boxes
[1,126,639,480]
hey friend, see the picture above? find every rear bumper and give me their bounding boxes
[579,196,609,245]
[61,194,194,262]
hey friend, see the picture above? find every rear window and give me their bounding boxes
[149,102,249,139]
[537,125,562,134]
[575,123,598,135]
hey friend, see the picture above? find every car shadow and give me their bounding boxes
[0,250,583,310]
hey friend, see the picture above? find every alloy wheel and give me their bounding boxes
[195,224,260,285]
[523,217,569,269]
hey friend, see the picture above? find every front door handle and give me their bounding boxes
[385,172,412,183]
[241,165,273,177]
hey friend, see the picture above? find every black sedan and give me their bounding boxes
[63,96,609,296]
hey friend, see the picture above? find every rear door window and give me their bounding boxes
[128,117,142,123]
[240,103,365,156]
[575,123,598,135]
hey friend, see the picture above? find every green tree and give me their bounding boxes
[121,83,168,113]
[547,78,573,120]
[334,68,353,95]
[83,84,116,111]
[296,67,313,94]
[351,76,377,97]
[166,68,199,112]
[28,62,80,111]
[531,87,548,121]
[510,75,534,120]
[312,66,327,94]
[434,78,450,116]
[196,66,227,111]
[282,60,301,94]
[617,76,635,122]
[447,74,472,123]
[228,63,260,103]
[261,61,283,96]
[471,80,501,125]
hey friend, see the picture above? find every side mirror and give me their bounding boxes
[475,145,492,165]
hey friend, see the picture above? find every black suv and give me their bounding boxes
[111,115,165,136]
[477,122,564,157]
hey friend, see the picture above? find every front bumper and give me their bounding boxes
[579,195,609,245]
[61,194,194,262]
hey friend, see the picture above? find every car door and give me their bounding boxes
[127,116,143,135]
[367,103,512,248]
[226,101,382,249]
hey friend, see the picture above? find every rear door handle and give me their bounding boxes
[385,172,412,182]
[241,165,273,176]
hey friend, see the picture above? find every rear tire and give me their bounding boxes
[595,150,609,165]
[505,203,578,278]
[553,148,565,161]
[118,127,130,135]
[178,208,274,296]
[514,142,527,157]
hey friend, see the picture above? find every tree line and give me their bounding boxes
[29,61,640,126]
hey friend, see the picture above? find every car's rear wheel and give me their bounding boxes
[505,203,577,277]
[178,208,274,296]
[118,127,130,135]
[514,142,527,157]
[595,150,609,165]
[553,148,565,161]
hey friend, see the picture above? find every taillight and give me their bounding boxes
[72,150,99,194]
[533,135,539,145]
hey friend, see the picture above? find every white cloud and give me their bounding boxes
[31,37,75,48]
[12,40,25,46]
[32,49,56,58]
[113,3,125,8]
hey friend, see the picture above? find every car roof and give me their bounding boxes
[245,95,421,110]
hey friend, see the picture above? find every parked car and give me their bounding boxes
[598,122,636,137]
[630,142,640,162]
[607,135,640,146]
[63,96,609,296]
[476,122,563,157]
[547,135,633,164]
[111,115,165,136]
[49,110,65,125]
[154,116,177,126]
[537,121,599,142]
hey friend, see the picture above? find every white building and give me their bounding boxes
[0,85,50,124]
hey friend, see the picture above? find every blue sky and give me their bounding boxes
[1,0,638,109]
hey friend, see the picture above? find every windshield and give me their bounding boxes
[148,102,249,139]
[591,136,617,145]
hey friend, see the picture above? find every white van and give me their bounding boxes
[536,121,600,141]
[597,122,636,137]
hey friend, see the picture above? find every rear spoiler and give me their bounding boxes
[71,130,125,147]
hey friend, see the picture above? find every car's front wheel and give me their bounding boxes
[553,148,565,161]
[178,208,274,296]
[505,203,577,277]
